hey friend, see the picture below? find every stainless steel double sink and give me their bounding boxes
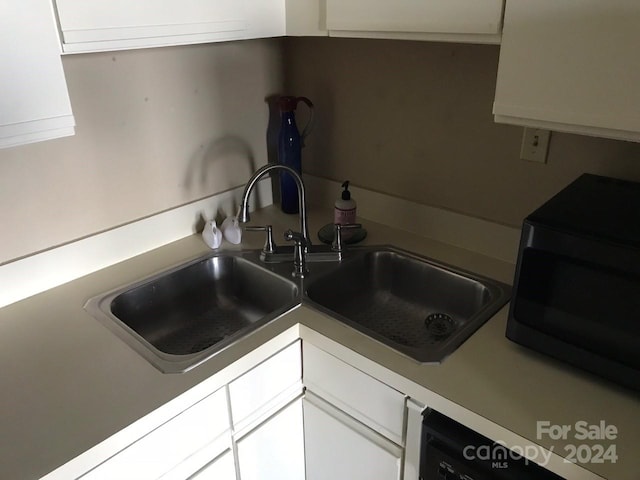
[85,246,511,373]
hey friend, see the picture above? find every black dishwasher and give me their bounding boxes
[420,409,564,480]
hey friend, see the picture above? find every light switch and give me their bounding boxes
[520,127,551,163]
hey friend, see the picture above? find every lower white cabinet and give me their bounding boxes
[303,343,406,445]
[189,450,236,480]
[403,399,425,480]
[64,341,303,480]
[303,393,403,480]
[229,340,302,432]
[80,387,230,480]
[49,340,415,480]
[236,399,306,480]
[302,343,406,480]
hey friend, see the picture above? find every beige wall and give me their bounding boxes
[284,37,640,227]
[4,36,640,264]
[0,39,283,264]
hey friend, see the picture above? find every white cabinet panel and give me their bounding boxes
[81,388,229,480]
[246,0,287,39]
[229,341,302,431]
[0,0,75,148]
[56,0,247,53]
[493,0,640,142]
[403,399,425,480]
[303,393,402,480]
[236,399,305,480]
[285,0,327,36]
[326,0,503,43]
[55,0,287,53]
[303,343,405,445]
[189,450,236,480]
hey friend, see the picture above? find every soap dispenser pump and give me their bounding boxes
[334,181,357,225]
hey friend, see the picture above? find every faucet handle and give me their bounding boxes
[284,229,308,247]
[284,229,308,278]
[332,223,362,254]
[245,225,276,254]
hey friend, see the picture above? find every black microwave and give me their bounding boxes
[507,173,640,391]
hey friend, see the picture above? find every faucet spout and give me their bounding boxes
[239,164,311,246]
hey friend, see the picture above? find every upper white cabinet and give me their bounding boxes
[55,0,286,53]
[285,0,327,37]
[0,0,75,149]
[325,0,504,44]
[493,0,640,142]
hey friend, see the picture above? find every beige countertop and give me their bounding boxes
[0,206,637,480]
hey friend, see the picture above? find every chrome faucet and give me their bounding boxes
[239,164,311,273]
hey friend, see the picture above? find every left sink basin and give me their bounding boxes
[85,252,299,373]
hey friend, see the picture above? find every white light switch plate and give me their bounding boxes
[520,128,551,163]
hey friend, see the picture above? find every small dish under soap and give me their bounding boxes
[318,223,367,245]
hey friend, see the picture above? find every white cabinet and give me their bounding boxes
[231,341,304,480]
[303,393,403,480]
[303,343,406,480]
[236,399,305,480]
[403,399,425,480]
[285,0,327,37]
[229,340,302,431]
[0,0,75,149]
[52,341,303,480]
[81,387,230,480]
[325,0,504,44]
[303,343,406,445]
[493,0,640,142]
[189,450,236,480]
[55,0,287,53]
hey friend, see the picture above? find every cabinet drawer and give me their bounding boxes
[229,340,302,431]
[81,387,229,480]
[303,343,405,445]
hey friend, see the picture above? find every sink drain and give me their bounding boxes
[425,313,456,338]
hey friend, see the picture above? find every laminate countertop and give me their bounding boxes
[0,206,637,480]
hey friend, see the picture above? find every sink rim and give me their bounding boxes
[84,250,301,374]
[85,245,510,373]
[302,245,512,364]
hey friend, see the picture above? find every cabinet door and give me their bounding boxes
[326,0,503,43]
[493,0,640,142]
[56,0,248,53]
[189,450,236,480]
[303,343,405,445]
[236,399,305,480]
[229,341,302,432]
[303,393,403,480]
[0,0,75,149]
[81,388,230,480]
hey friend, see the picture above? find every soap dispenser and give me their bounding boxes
[334,181,357,225]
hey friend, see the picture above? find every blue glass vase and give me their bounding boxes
[277,96,314,214]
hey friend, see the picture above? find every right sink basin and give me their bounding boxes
[304,247,511,363]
